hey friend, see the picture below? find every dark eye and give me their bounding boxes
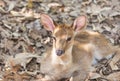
[52,36,56,41]
[66,37,71,41]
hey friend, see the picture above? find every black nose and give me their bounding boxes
[56,50,64,56]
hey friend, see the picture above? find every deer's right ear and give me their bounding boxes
[40,14,55,32]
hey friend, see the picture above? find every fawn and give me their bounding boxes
[40,14,120,81]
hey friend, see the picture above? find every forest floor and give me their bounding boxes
[0,0,120,81]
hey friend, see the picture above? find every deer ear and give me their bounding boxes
[73,16,86,31]
[41,14,55,32]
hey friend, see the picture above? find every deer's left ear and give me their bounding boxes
[73,16,87,31]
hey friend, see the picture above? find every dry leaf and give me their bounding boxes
[5,53,41,69]
[48,3,62,8]
[7,1,17,11]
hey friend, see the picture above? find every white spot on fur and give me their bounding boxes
[87,31,99,36]
[82,43,94,52]
[82,43,103,65]
[92,46,103,65]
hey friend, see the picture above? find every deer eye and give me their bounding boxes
[52,36,56,41]
[66,37,71,42]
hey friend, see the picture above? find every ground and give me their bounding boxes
[0,0,120,81]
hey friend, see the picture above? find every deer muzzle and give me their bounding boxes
[56,50,65,56]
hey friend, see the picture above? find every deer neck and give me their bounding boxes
[51,46,73,66]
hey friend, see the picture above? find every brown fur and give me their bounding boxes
[40,14,120,81]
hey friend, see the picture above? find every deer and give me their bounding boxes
[39,14,120,81]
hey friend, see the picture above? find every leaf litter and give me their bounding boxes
[0,0,120,81]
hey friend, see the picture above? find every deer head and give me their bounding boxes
[41,14,86,56]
